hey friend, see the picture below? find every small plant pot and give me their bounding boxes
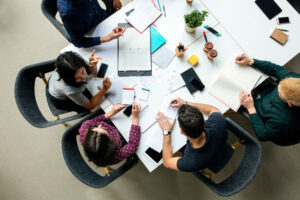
[207,49,218,60]
[203,42,214,53]
[186,0,193,5]
[185,24,196,33]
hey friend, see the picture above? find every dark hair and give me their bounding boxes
[178,104,204,139]
[55,51,90,87]
[83,127,117,167]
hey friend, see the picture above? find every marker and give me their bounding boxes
[179,43,184,52]
[204,25,221,37]
[162,5,166,17]
[203,31,208,43]
[278,28,288,32]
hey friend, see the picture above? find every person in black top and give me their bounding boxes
[156,97,228,172]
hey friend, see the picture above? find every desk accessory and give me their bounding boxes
[184,10,208,33]
[270,28,288,45]
[175,43,186,57]
[152,46,175,69]
[278,29,288,32]
[207,49,218,60]
[122,88,135,105]
[204,25,221,37]
[181,68,203,94]
[188,54,199,66]
[287,0,300,15]
[151,26,166,53]
[255,0,282,20]
[203,42,213,53]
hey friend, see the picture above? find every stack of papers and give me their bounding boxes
[125,0,162,33]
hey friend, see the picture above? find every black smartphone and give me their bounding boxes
[123,105,132,117]
[97,63,108,78]
[190,77,205,91]
[277,17,290,24]
[145,148,162,163]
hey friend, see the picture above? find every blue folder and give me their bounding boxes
[151,26,166,54]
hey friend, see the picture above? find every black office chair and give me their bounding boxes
[61,109,139,188]
[193,117,262,197]
[14,60,90,128]
[41,0,71,42]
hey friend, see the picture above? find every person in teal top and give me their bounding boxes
[236,54,300,144]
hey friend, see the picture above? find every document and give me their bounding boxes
[138,105,157,133]
[122,88,135,105]
[160,70,186,94]
[152,45,175,69]
[160,97,178,119]
[146,123,163,152]
[136,86,150,102]
[126,0,162,33]
[209,61,262,111]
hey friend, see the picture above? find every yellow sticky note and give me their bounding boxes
[188,54,199,66]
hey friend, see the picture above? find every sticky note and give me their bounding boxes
[188,54,199,66]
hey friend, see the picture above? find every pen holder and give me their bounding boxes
[207,49,218,60]
[203,42,213,53]
[175,44,186,57]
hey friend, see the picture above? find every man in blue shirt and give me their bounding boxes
[156,97,228,172]
[57,0,125,48]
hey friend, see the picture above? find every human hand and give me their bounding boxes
[239,91,256,114]
[89,49,103,75]
[132,102,141,125]
[156,112,176,132]
[113,0,122,10]
[106,26,126,42]
[102,77,112,91]
[170,97,185,108]
[175,43,187,57]
[112,103,126,114]
[235,54,254,66]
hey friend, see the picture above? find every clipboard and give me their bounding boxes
[117,23,152,76]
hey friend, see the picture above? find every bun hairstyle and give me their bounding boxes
[83,126,117,167]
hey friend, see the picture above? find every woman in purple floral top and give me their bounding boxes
[79,102,141,167]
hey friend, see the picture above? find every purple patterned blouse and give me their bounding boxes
[79,114,141,165]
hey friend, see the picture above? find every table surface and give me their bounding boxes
[61,0,298,172]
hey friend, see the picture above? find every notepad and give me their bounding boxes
[146,123,163,152]
[160,97,178,119]
[122,88,135,105]
[136,87,150,101]
[138,105,156,133]
[270,28,288,45]
[152,46,175,69]
[151,26,166,53]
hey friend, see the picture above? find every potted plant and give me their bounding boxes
[186,0,193,5]
[184,10,208,33]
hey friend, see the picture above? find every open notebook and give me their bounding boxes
[209,61,262,111]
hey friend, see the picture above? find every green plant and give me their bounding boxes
[184,10,208,28]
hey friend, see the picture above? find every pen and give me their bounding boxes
[279,28,288,32]
[179,43,184,52]
[239,53,245,61]
[157,0,161,11]
[162,5,166,17]
[203,31,208,43]
[204,25,221,37]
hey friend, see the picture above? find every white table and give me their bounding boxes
[61,0,297,172]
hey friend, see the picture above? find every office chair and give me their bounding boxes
[193,117,262,197]
[14,60,90,128]
[61,109,139,188]
[41,0,71,42]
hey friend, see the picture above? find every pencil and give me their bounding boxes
[203,31,208,43]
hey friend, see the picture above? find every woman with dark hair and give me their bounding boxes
[47,50,111,112]
[79,102,141,167]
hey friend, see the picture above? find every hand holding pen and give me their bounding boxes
[235,53,254,66]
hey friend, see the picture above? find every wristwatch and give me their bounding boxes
[163,130,171,136]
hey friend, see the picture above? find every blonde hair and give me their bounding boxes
[278,77,300,106]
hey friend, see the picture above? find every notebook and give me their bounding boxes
[255,0,282,20]
[151,26,166,53]
[270,28,288,45]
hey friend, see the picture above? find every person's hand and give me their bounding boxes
[175,43,187,57]
[235,54,254,66]
[156,112,176,132]
[239,91,256,114]
[102,77,112,91]
[170,97,186,108]
[132,102,141,125]
[112,103,126,114]
[89,49,103,75]
[103,26,126,42]
[113,0,122,10]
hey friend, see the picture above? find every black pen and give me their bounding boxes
[278,28,288,32]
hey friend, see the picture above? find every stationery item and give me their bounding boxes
[151,26,166,54]
[209,60,262,111]
[138,105,156,133]
[203,31,208,43]
[146,123,163,152]
[162,5,166,17]
[188,54,199,66]
[122,88,135,105]
[181,68,204,94]
[287,0,300,15]
[97,63,108,78]
[160,70,186,94]
[278,29,288,32]
[160,98,178,119]
[156,0,161,11]
[255,0,282,20]
[152,45,175,69]
[179,43,185,52]
[136,87,150,101]
[123,105,132,117]
[204,25,221,37]
[118,23,152,76]
[125,8,135,16]
[125,0,161,33]
[270,28,288,45]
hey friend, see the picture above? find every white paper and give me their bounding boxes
[152,45,175,69]
[122,89,135,105]
[146,123,163,152]
[138,105,156,133]
[209,61,262,111]
[160,97,178,119]
[160,71,186,94]
[136,87,150,102]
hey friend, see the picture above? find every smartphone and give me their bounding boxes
[145,148,162,163]
[123,105,132,117]
[97,63,108,78]
[277,17,290,24]
[190,77,205,91]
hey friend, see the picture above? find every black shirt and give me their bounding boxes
[177,112,228,172]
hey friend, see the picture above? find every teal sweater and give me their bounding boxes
[250,59,300,142]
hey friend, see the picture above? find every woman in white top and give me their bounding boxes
[47,50,111,112]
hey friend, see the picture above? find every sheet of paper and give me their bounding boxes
[160,71,186,94]
[126,0,162,33]
[136,87,150,102]
[152,45,175,69]
[122,88,135,105]
[160,97,178,119]
[118,27,151,71]
[138,105,157,133]
[209,60,262,111]
[146,123,163,152]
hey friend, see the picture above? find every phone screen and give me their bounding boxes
[190,77,205,91]
[278,17,290,24]
[145,148,162,163]
[123,105,132,117]
[97,63,108,78]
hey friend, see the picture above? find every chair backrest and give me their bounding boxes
[14,60,89,128]
[61,109,139,188]
[41,0,71,41]
[193,117,262,197]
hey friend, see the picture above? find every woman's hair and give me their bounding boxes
[83,126,117,167]
[278,77,300,107]
[55,51,90,87]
